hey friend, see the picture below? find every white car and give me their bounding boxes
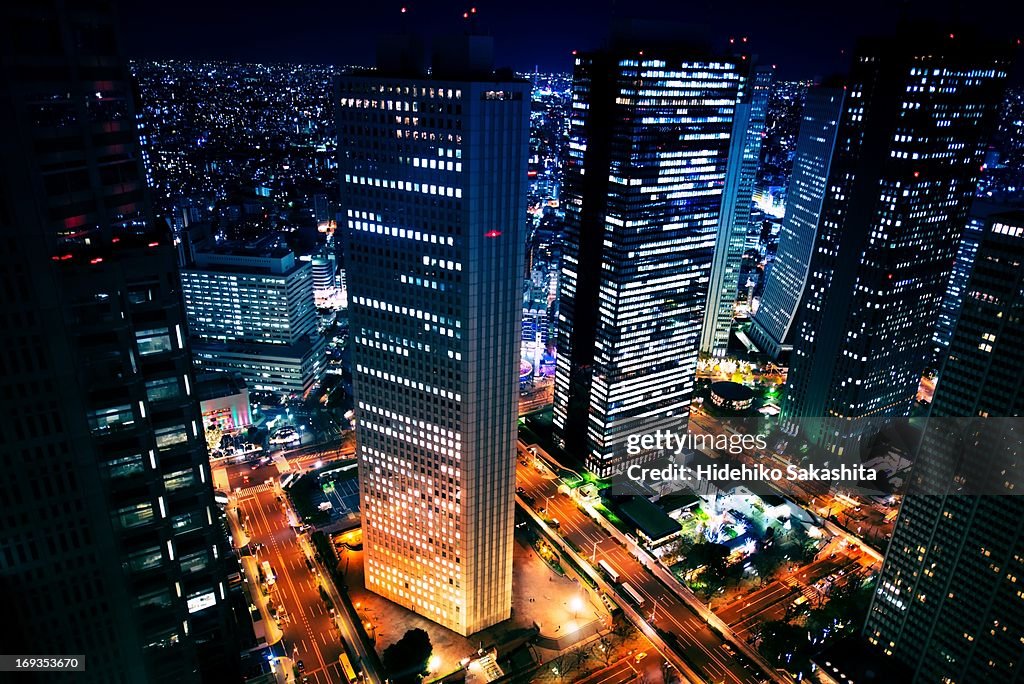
[269,428,300,446]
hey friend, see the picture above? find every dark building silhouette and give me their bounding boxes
[866,211,1024,682]
[781,27,1011,456]
[0,2,239,681]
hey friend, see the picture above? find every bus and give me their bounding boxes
[597,559,620,583]
[338,653,358,683]
[620,582,645,607]
[261,560,275,586]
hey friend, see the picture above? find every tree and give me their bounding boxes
[787,522,818,563]
[382,628,432,683]
[596,634,616,665]
[685,541,730,574]
[752,538,786,585]
[611,616,634,644]
[758,620,811,675]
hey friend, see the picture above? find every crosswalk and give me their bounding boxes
[235,482,273,497]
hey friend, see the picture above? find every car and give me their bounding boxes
[296,660,305,672]
[722,643,735,655]
[634,652,648,663]
[516,487,525,495]
[242,475,250,483]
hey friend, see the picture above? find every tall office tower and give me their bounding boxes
[748,87,845,360]
[0,3,238,682]
[180,236,325,397]
[780,29,1009,453]
[929,207,985,362]
[338,36,528,636]
[865,211,1024,683]
[700,65,772,357]
[553,35,742,476]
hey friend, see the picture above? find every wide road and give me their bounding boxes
[230,468,347,683]
[718,553,865,640]
[576,650,669,684]
[516,446,769,684]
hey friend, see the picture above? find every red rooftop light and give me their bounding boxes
[484,230,502,238]
[90,257,103,265]
[148,241,160,247]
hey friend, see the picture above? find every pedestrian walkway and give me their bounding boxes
[236,482,274,497]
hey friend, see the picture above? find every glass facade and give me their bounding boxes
[782,35,1010,455]
[701,65,773,357]
[554,50,742,477]
[749,87,845,359]
[866,212,1024,682]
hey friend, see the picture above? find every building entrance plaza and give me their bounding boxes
[339,525,617,680]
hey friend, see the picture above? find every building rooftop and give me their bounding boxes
[759,494,787,508]
[615,495,681,543]
[812,638,913,684]
[709,381,756,402]
[656,491,701,515]
[195,373,248,402]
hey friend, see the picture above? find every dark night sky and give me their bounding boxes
[118,0,1022,79]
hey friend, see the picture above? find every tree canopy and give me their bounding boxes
[382,628,432,683]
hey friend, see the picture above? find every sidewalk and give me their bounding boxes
[240,555,284,646]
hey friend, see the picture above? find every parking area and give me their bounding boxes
[322,475,359,516]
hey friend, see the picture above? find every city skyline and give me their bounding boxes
[117,0,1024,80]
[3,2,1024,683]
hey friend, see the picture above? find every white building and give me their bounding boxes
[339,36,529,636]
[180,236,325,396]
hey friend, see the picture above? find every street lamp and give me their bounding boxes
[569,595,584,621]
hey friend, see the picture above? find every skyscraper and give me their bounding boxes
[180,236,325,397]
[553,34,743,476]
[865,211,1024,683]
[749,86,845,360]
[781,29,1010,454]
[929,200,1012,364]
[701,64,772,357]
[338,36,528,636]
[0,2,238,681]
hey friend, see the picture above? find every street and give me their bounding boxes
[516,445,770,684]
[231,467,347,683]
